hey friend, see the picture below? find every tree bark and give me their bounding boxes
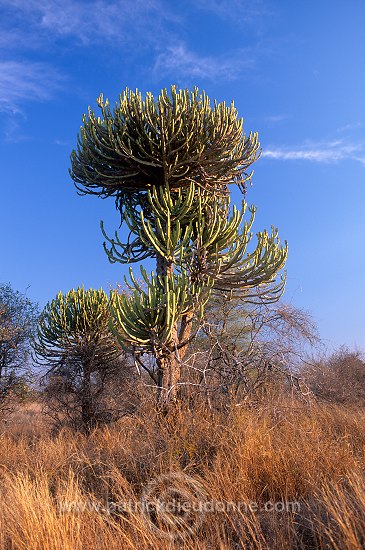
[81,357,94,431]
[156,253,180,406]
[156,352,180,407]
[155,255,195,407]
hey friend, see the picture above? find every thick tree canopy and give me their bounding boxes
[34,287,126,429]
[34,287,119,368]
[0,283,38,376]
[70,86,260,200]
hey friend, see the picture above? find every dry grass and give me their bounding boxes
[0,397,364,549]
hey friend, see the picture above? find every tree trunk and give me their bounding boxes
[156,352,180,407]
[156,253,179,407]
[155,255,195,407]
[81,358,94,431]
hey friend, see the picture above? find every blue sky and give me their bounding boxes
[0,0,364,350]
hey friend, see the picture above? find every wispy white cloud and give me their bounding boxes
[2,0,174,46]
[262,139,365,165]
[336,122,363,134]
[1,114,28,143]
[1,0,261,88]
[0,0,177,140]
[0,28,39,51]
[193,0,267,22]
[154,42,254,81]
[0,60,64,113]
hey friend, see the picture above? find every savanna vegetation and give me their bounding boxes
[1,87,364,549]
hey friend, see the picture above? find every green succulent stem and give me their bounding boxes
[70,86,288,406]
[34,287,120,429]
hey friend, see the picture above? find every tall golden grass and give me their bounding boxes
[0,397,364,549]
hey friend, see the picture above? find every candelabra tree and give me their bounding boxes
[34,287,121,430]
[70,86,288,406]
